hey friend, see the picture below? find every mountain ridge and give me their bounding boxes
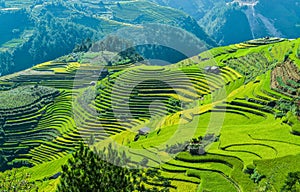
[149,0,300,45]
[0,0,215,76]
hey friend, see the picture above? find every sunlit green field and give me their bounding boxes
[0,38,300,191]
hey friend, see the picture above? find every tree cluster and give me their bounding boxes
[0,3,97,76]
[281,171,300,192]
[28,11,95,65]
[57,143,170,192]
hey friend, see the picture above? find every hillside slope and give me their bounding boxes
[150,0,300,45]
[0,38,300,191]
[0,0,214,76]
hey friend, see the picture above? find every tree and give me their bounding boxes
[73,38,93,53]
[250,169,264,183]
[57,143,170,192]
[281,172,300,192]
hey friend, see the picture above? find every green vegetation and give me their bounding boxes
[0,38,299,191]
[0,150,7,171]
[297,45,300,58]
[0,170,38,191]
[0,85,58,109]
[2,0,300,76]
[0,0,214,76]
[58,143,170,192]
[151,0,300,45]
[281,172,300,192]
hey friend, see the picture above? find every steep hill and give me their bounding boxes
[0,0,214,76]
[0,37,299,191]
[150,0,300,45]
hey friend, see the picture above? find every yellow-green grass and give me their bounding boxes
[254,153,300,190]
[111,71,298,191]
[0,154,70,192]
[190,170,238,192]
[0,38,300,192]
[162,172,199,192]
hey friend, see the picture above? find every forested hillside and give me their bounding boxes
[150,0,300,45]
[0,0,214,76]
[2,0,299,76]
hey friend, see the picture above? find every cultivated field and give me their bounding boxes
[0,38,299,191]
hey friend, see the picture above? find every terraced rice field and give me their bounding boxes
[124,70,300,191]
[0,38,300,191]
[271,60,300,97]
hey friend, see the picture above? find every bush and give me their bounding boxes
[244,164,255,174]
[165,141,188,154]
[250,169,264,183]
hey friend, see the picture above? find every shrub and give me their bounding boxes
[165,141,189,154]
[189,144,206,155]
[244,164,255,174]
[167,97,181,112]
[250,169,264,183]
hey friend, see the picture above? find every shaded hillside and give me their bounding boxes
[149,0,300,45]
[200,3,253,45]
[254,0,300,38]
[0,0,214,76]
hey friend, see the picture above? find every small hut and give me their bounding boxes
[204,66,211,72]
[204,66,220,74]
[138,127,150,135]
[211,66,220,74]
